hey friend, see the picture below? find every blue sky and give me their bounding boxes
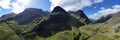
[83,0,120,18]
[0,0,120,19]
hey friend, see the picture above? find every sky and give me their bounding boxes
[0,0,120,19]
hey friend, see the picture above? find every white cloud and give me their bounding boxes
[0,0,31,14]
[50,0,104,11]
[89,5,120,19]
[113,5,120,9]
[17,0,31,6]
[94,0,104,3]
[11,2,24,14]
[0,0,11,9]
[89,13,102,19]
[100,7,105,10]
[11,0,31,14]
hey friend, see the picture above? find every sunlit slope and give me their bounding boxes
[0,23,20,40]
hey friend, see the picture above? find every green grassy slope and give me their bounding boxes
[0,23,20,40]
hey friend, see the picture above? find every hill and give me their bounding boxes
[0,22,20,40]
[22,6,91,40]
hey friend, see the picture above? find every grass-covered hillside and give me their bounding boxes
[0,22,20,40]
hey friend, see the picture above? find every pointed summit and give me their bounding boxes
[49,6,70,22]
[52,6,67,13]
[50,6,69,16]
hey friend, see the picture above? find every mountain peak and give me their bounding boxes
[49,6,70,22]
[77,10,83,12]
[22,8,43,13]
[52,6,66,13]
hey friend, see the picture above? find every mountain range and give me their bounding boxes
[0,6,120,40]
[0,8,49,25]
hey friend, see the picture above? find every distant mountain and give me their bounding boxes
[0,13,16,23]
[89,18,97,23]
[96,11,120,25]
[14,8,49,25]
[0,8,49,24]
[107,12,120,25]
[23,6,91,39]
[96,14,112,23]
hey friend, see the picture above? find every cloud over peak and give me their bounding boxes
[11,0,31,14]
[50,0,104,11]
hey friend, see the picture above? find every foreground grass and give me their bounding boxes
[34,26,80,40]
[0,23,20,40]
[79,24,120,40]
